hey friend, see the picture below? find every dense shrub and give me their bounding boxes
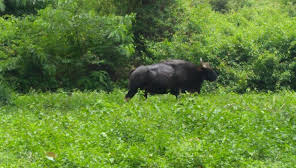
[0,82,12,105]
[0,0,55,16]
[0,2,134,92]
[209,0,254,13]
[249,52,280,91]
[1,0,296,92]
[146,1,296,92]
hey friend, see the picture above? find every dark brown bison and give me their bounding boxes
[125,59,217,101]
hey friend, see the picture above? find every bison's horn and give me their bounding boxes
[200,58,203,63]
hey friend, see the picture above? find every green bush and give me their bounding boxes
[249,52,279,91]
[0,0,55,16]
[0,83,12,105]
[145,1,296,92]
[0,2,134,92]
[2,0,296,92]
[209,0,254,13]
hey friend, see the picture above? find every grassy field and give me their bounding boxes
[1,90,296,167]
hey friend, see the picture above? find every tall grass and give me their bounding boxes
[1,90,296,167]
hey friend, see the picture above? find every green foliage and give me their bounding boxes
[2,0,296,92]
[0,84,12,105]
[77,71,113,91]
[128,0,182,65]
[209,0,254,13]
[250,52,280,91]
[1,91,296,167]
[0,0,54,16]
[146,1,296,92]
[0,0,4,12]
[0,2,134,92]
[87,0,140,15]
[281,0,296,4]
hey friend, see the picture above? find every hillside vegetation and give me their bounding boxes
[1,0,296,93]
[1,91,296,167]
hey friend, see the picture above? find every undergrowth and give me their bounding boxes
[0,90,295,167]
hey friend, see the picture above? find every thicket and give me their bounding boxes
[0,0,134,92]
[0,0,55,16]
[1,0,296,92]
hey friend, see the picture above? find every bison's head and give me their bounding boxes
[199,58,218,82]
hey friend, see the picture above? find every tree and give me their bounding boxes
[1,0,54,16]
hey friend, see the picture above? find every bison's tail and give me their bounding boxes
[127,68,135,89]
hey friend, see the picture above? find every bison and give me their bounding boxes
[125,59,217,101]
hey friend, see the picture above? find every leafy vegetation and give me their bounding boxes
[0,84,12,105]
[0,1,134,92]
[0,0,54,16]
[1,90,295,167]
[1,0,296,92]
[146,0,296,92]
[1,1,296,167]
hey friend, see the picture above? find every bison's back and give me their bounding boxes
[129,63,176,90]
[162,59,196,68]
[145,63,176,89]
[162,59,201,85]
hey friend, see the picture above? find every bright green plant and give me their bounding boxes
[0,84,12,105]
[249,52,279,91]
[1,91,296,167]
[145,0,296,92]
[2,0,296,92]
[0,2,134,92]
[209,0,254,13]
